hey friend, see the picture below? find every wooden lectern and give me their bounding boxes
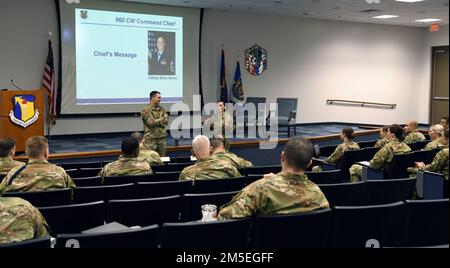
[0,89,45,152]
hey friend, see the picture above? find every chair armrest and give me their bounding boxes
[416,171,444,199]
[362,166,384,181]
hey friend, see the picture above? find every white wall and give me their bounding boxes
[1,1,447,135]
[202,10,448,125]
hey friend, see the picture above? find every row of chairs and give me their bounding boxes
[58,156,195,170]
[2,199,447,248]
[2,175,419,209]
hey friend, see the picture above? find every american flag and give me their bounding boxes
[42,40,56,124]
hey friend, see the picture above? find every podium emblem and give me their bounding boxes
[9,95,40,128]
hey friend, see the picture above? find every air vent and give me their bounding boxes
[360,9,383,13]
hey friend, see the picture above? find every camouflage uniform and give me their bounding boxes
[211,151,253,169]
[179,157,241,181]
[0,197,50,244]
[138,146,163,166]
[349,139,411,182]
[218,172,330,220]
[407,148,449,180]
[404,130,426,144]
[0,159,76,194]
[375,138,390,148]
[0,158,25,176]
[141,104,169,157]
[312,141,360,172]
[98,156,152,182]
[204,112,234,139]
[423,140,447,151]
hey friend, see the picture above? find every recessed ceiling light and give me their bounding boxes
[396,0,425,2]
[415,18,442,22]
[372,15,399,19]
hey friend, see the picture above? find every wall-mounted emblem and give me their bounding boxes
[245,44,267,76]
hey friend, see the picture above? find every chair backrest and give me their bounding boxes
[305,170,343,184]
[318,145,338,158]
[103,174,152,185]
[414,149,440,164]
[182,191,239,222]
[357,140,378,149]
[153,171,182,181]
[72,176,102,187]
[242,165,281,176]
[72,183,135,204]
[252,208,332,248]
[56,225,160,248]
[3,188,72,207]
[67,168,102,179]
[136,180,193,199]
[152,162,192,173]
[330,201,405,248]
[161,218,252,248]
[245,97,267,121]
[276,98,298,119]
[38,201,106,235]
[399,199,449,247]
[60,161,102,170]
[0,237,51,248]
[338,149,368,181]
[107,195,182,226]
[361,178,415,205]
[170,156,195,163]
[318,181,365,206]
[193,177,247,194]
[384,152,415,179]
[407,141,429,151]
[0,174,5,181]
[361,147,379,161]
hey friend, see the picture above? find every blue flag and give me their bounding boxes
[219,49,228,103]
[230,60,244,104]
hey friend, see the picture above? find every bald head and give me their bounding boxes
[405,120,418,134]
[192,135,211,159]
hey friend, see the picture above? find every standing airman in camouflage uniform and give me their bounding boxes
[374,126,390,148]
[0,136,75,194]
[0,138,24,176]
[179,135,241,181]
[408,130,449,180]
[312,128,360,172]
[349,125,411,182]
[403,120,426,144]
[210,137,253,169]
[131,132,163,166]
[423,124,446,151]
[99,137,152,182]
[141,91,169,157]
[203,102,234,151]
[218,137,329,220]
[0,197,50,244]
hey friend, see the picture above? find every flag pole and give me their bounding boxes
[47,31,53,144]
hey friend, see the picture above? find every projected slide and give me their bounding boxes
[75,9,183,105]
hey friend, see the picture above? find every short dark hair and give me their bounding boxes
[0,138,16,157]
[131,132,144,143]
[210,137,225,149]
[26,136,48,158]
[150,91,161,100]
[381,126,389,132]
[342,128,355,140]
[283,137,314,170]
[121,137,139,156]
[389,124,404,140]
[442,116,449,124]
[445,129,449,140]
